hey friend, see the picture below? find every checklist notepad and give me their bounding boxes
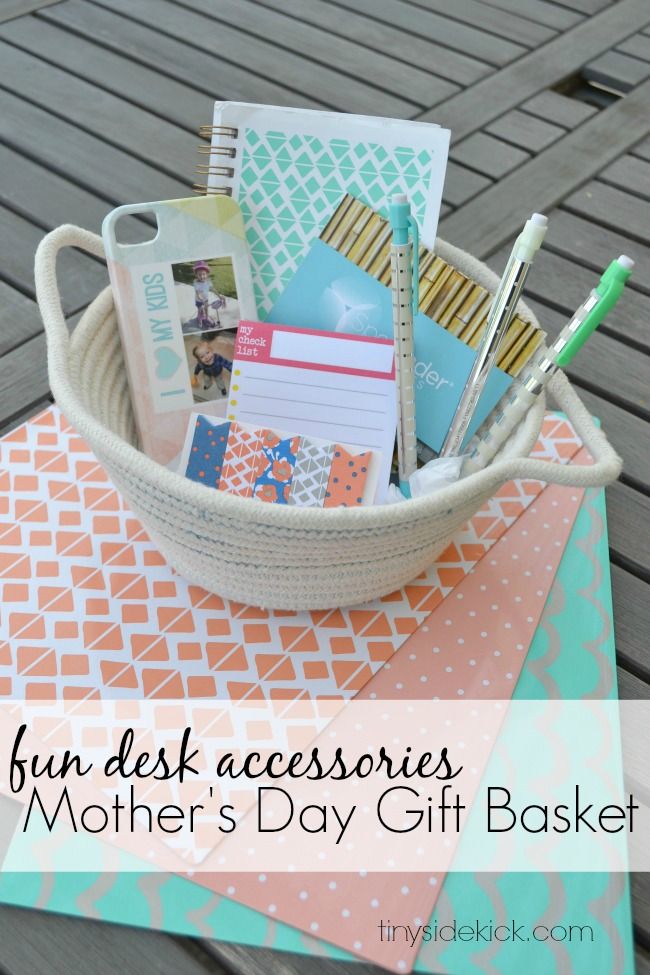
[198,102,450,314]
[227,321,396,501]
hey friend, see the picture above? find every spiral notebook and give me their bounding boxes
[196,102,450,316]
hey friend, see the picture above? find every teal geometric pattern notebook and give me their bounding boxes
[202,102,450,315]
[0,486,633,974]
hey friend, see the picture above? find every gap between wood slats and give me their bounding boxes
[0,88,189,207]
[608,481,650,583]
[0,14,208,135]
[341,0,557,50]
[218,0,468,95]
[42,0,328,111]
[0,0,62,23]
[241,0,524,68]
[0,398,51,436]
[438,77,650,259]
[165,0,433,108]
[600,154,650,204]
[562,180,650,250]
[87,0,419,117]
[462,0,583,32]
[0,40,196,183]
[612,564,650,683]
[0,905,224,975]
[418,0,650,136]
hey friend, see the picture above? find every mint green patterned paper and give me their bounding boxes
[239,128,433,314]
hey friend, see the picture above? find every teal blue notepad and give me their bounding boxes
[268,239,512,453]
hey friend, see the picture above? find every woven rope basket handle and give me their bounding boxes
[35,224,623,494]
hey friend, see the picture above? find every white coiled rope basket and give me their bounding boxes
[36,225,622,610]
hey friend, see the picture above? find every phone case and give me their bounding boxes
[102,195,257,464]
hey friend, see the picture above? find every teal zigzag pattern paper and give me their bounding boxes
[239,128,433,314]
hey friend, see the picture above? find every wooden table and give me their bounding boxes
[0,0,648,971]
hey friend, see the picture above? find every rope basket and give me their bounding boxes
[35,225,622,610]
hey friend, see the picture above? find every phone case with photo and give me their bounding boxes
[102,195,257,464]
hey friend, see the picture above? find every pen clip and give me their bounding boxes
[407,215,419,319]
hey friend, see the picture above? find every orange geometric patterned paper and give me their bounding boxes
[0,406,588,971]
[0,407,583,706]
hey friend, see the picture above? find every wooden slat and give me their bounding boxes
[0,398,52,437]
[631,134,650,162]
[543,209,650,297]
[0,282,42,357]
[0,331,55,428]
[584,49,650,91]
[87,0,415,117]
[0,0,62,22]
[575,387,650,487]
[600,153,650,201]
[521,90,598,129]
[261,0,492,86]
[184,0,450,108]
[607,480,650,578]
[563,179,650,244]
[219,0,461,101]
[636,944,650,975]
[0,906,221,975]
[0,143,144,240]
[374,0,558,47]
[488,243,650,352]
[438,78,650,258]
[0,205,106,314]
[461,0,583,31]
[450,132,530,179]
[533,0,613,14]
[39,0,325,109]
[486,109,565,153]
[617,31,650,63]
[0,41,194,180]
[522,297,650,418]
[617,667,649,701]
[0,12,212,130]
[418,0,650,133]
[0,88,187,205]
[244,0,483,90]
[306,0,525,67]
[205,0,464,93]
[202,941,382,975]
[632,870,650,945]
[612,565,650,681]
[442,161,492,208]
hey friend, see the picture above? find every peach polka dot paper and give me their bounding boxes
[195,470,586,973]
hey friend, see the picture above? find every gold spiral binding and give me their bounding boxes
[192,183,233,196]
[197,144,236,156]
[195,123,239,195]
[196,164,235,178]
[198,124,238,138]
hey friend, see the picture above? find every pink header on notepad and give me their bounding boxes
[235,320,396,380]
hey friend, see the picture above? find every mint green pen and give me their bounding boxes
[463,254,634,475]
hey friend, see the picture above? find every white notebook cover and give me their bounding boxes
[206,101,450,315]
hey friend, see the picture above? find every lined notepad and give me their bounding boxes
[227,321,396,501]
